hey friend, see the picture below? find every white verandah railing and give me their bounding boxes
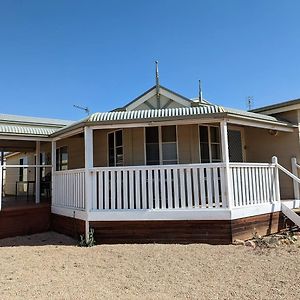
[91,163,227,211]
[230,163,277,207]
[53,168,85,210]
[52,162,280,213]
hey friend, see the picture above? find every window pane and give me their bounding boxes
[109,148,115,166]
[210,127,220,143]
[146,143,159,164]
[199,126,209,143]
[162,126,176,142]
[108,132,114,149]
[211,144,221,161]
[200,143,210,163]
[163,160,177,165]
[162,143,177,161]
[146,127,159,143]
[115,130,122,147]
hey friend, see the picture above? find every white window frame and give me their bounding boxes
[198,124,221,163]
[107,129,124,167]
[144,125,179,165]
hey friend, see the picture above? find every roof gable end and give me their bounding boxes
[120,85,193,111]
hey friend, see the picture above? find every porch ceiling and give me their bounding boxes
[0,140,36,152]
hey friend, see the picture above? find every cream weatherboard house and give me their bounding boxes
[1,85,300,243]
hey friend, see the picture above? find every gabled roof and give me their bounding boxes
[115,85,193,111]
[0,113,73,138]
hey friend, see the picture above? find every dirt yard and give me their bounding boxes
[0,232,299,300]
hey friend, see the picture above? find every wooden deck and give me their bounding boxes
[0,197,51,239]
[2,196,50,210]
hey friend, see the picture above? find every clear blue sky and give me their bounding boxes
[0,1,300,120]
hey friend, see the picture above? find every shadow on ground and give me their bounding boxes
[0,231,77,247]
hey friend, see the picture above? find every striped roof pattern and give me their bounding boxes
[88,105,225,122]
[0,113,72,137]
[0,124,58,136]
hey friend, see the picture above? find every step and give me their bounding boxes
[281,203,300,227]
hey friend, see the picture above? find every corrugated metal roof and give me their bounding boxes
[0,124,58,136]
[0,113,74,137]
[0,113,73,126]
[224,107,284,123]
[251,98,300,113]
[88,105,225,122]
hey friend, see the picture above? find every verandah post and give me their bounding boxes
[51,141,56,205]
[272,156,281,202]
[220,120,233,209]
[84,126,94,242]
[291,157,300,200]
[0,165,2,211]
[35,141,41,204]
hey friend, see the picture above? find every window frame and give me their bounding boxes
[198,125,221,163]
[144,125,179,165]
[107,129,124,167]
[56,146,68,171]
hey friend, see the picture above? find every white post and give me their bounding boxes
[84,126,94,242]
[0,165,2,211]
[272,156,281,202]
[220,120,233,209]
[291,157,300,200]
[51,141,56,204]
[35,141,41,204]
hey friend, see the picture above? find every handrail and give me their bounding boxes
[1,164,52,168]
[276,163,300,184]
[54,168,85,174]
[90,162,226,172]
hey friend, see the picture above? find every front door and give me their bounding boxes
[228,129,244,162]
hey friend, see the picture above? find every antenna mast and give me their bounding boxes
[198,80,203,104]
[73,104,90,115]
[246,96,253,111]
[155,61,161,108]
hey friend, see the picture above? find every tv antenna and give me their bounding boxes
[73,104,90,115]
[246,96,254,110]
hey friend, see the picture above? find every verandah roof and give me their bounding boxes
[50,104,295,137]
[0,113,73,138]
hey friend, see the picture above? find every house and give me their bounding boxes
[1,84,300,244]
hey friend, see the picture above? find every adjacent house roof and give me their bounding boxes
[0,113,73,138]
[251,98,300,114]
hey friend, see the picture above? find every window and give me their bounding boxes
[199,126,221,163]
[19,157,28,182]
[145,126,178,165]
[108,130,123,166]
[56,146,68,171]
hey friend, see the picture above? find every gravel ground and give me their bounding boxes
[0,231,299,300]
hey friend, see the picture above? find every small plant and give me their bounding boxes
[78,228,96,247]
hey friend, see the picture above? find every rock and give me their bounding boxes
[245,240,256,248]
[233,239,245,246]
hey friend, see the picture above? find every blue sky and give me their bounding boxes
[0,1,300,120]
